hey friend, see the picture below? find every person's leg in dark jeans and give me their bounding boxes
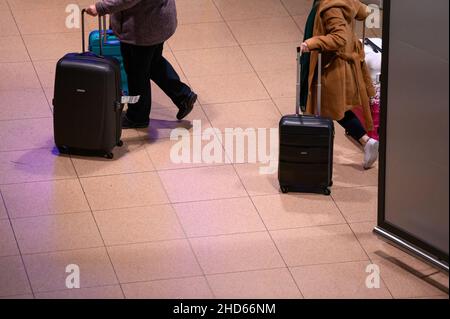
[149,43,195,116]
[120,42,155,126]
[337,110,367,142]
[338,110,379,169]
[120,42,196,127]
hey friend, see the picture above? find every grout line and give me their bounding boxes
[207,0,306,298]
[31,284,123,298]
[139,140,218,299]
[2,5,39,300]
[0,188,36,299]
[70,155,127,299]
[10,220,374,258]
[5,1,53,114]
[0,116,52,123]
[329,195,395,298]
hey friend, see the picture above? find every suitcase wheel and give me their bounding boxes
[323,188,331,196]
[104,152,114,159]
[117,140,124,147]
[280,186,289,194]
[57,146,69,155]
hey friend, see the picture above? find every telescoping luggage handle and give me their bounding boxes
[81,8,106,55]
[296,47,322,117]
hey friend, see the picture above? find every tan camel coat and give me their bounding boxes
[305,0,376,130]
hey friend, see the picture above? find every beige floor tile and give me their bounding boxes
[148,82,178,110]
[169,22,237,51]
[258,69,297,98]
[144,134,226,171]
[136,105,211,140]
[0,220,19,257]
[33,60,56,88]
[71,143,155,178]
[377,258,447,298]
[8,0,75,11]
[1,179,89,219]
[220,129,279,165]
[35,285,124,299]
[0,36,29,63]
[122,276,213,299]
[0,294,34,299]
[94,205,185,246]
[190,73,269,104]
[22,33,81,61]
[428,272,449,292]
[174,46,252,77]
[0,149,76,185]
[80,172,169,211]
[0,117,53,151]
[252,194,345,230]
[291,261,392,299]
[161,49,186,79]
[174,197,265,237]
[12,212,103,254]
[334,123,364,156]
[228,18,301,45]
[234,163,280,196]
[280,0,314,16]
[13,8,78,35]
[190,231,284,274]
[349,222,438,270]
[23,247,118,292]
[0,62,41,90]
[13,7,84,35]
[242,42,298,72]
[0,198,7,219]
[215,0,288,21]
[207,268,302,299]
[292,14,308,33]
[159,165,247,203]
[273,97,296,116]
[270,224,368,266]
[409,295,449,300]
[0,10,19,36]
[0,89,51,121]
[203,100,280,130]
[332,186,378,223]
[333,153,379,188]
[108,240,202,283]
[0,0,7,10]
[176,0,222,25]
[0,255,32,297]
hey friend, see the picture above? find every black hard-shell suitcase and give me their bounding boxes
[278,48,334,195]
[53,9,123,159]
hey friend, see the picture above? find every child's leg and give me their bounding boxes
[338,111,369,145]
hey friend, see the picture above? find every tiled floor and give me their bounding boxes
[0,0,448,299]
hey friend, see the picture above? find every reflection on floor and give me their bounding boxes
[0,0,448,299]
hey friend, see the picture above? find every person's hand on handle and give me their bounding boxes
[300,42,310,53]
[86,4,98,16]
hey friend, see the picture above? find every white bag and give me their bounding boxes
[363,38,382,83]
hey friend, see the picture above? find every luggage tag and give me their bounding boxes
[121,95,140,104]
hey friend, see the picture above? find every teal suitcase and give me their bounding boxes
[88,19,128,94]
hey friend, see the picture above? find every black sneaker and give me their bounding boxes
[176,91,197,120]
[121,114,149,129]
